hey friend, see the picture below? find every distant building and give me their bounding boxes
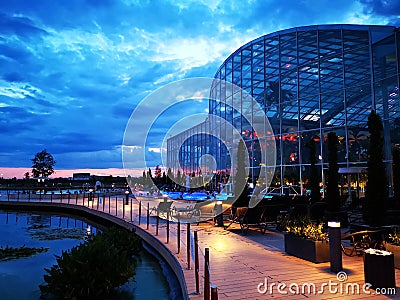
[72,173,91,181]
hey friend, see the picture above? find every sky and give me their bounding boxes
[0,0,399,178]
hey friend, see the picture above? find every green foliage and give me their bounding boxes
[364,110,387,226]
[388,227,400,246]
[284,216,328,241]
[0,245,49,261]
[40,227,142,299]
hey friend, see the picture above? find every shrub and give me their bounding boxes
[388,227,400,246]
[284,217,328,241]
[40,226,141,299]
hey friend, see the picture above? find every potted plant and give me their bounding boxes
[284,217,330,263]
[385,227,400,268]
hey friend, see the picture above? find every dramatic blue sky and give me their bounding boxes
[0,0,399,177]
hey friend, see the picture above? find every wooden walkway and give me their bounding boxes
[1,194,400,299]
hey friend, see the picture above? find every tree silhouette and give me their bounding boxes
[326,132,340,213]
[364,110,387,226]
[306,139,320,204]
[392,148,400,203]
[233,140,249,207]
[31,149,56,178]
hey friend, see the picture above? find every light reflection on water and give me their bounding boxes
[0,211,173,300]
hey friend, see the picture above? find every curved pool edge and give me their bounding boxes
[0,201,189,300]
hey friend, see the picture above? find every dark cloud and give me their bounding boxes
[234,0,360,32]
[3,72,24,82]
[360,0,400,25]
[0,13,47,39]
[0,44,32,63]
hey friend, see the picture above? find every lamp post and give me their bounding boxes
[215,200,223,227]
[125,190,129,205]
[89,189,94,202]
[163,193,168,202]
[328,221,342,272]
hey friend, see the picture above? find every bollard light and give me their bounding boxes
[125,190,129,205]
[328,220,342,272]
[328,221,340,228]
[89,189,94,202]
[215,201,223,227]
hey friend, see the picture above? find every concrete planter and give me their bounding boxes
[385,243,400,269]
[284,233,330,263]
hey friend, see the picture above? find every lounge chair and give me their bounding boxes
[150,200,174,219]
[224,205,268,234]
[341,229,386,256]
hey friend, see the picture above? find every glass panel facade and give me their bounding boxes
[168,25,400,196]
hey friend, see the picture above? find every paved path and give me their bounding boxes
[1,193,400,299]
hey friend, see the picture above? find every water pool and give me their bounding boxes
[0,211,175,299]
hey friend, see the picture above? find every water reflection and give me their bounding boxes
[0,211,173,300]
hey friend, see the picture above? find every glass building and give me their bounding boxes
[167,24,400,197]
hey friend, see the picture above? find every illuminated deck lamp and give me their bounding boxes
[215,200,223,227]
[125,190,130,205]
[88,189,94,202]
[328,221,342,272]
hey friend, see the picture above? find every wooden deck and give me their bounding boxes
[1,194,400,299]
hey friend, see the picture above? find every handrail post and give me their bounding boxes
[204,247,210,300]
[146,202,150,230]
[123,197,125,219]
[177,220,181,253]
[138,201,142,225]
[194,230,200,294]
[156,214,159,235]
[187,223,191,269]
[130,197,133,222]
[166,212,170,243]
